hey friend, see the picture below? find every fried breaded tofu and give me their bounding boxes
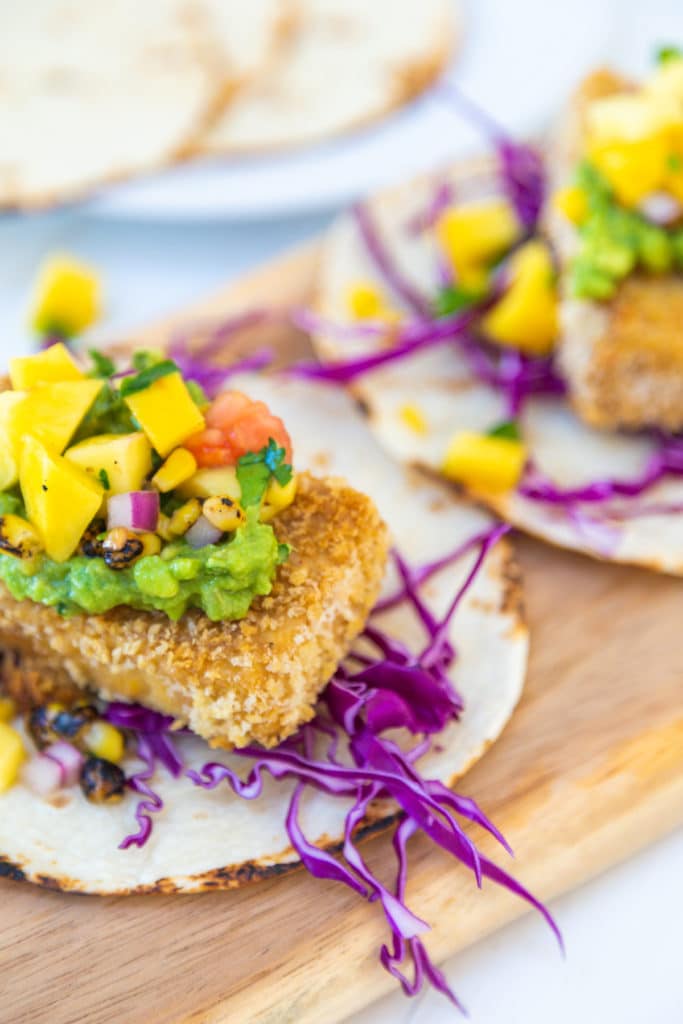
[548,70,683,432]
[0,473,388,749]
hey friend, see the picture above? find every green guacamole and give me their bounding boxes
[0,499,287,622]
[569,162,683,300]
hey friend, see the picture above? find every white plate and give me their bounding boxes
[87,0,616,221]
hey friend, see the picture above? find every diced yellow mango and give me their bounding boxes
[8,379,103,457]
[151,447,197,493]
[30,255,101,338]
[482,241,559,356]
[0,721,25,793]
[0,697,16,723]
[260,474,298,523]
[9,342,84,390]
[435,199,520,284]
[553,185,588,225]
[64,432,152,494]
[399,403,428,435]
[443,432,527,493]
[124,372,205,457]
[20,435,104,562]
[588,136,670,206]
[177,465,241,501]
[0,391,28,491]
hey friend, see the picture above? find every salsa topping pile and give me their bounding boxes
[0,341,295,620]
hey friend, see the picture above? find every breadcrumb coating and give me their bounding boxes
[0,473,388,748]
[550,70,683,431]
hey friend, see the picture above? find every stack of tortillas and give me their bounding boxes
[0,0,458,210]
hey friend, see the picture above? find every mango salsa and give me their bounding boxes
[9,342,84,390]
[124,372,205,457]
[0,722,24,793]
[435,199,520,288]
[7,379,103,456]
[65,432,152,494]
[443,431,527,493]
[30,255,101,338]
[20,435,104,562]
[483,241,559,356]
[177,465,241,500]
[151,447,197,493]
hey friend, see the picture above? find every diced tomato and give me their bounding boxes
[186,390,293,468]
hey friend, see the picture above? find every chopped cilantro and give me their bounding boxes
[656,44,682,65]
[667,152,682,173]
[119,359,179,398]
[97,468,110,490]
[88,349,116,379]
[186,379,208,407]
[237,438,293,507]
[132,349,165,372]
[73,383,135,441]
[487,420,521,441]
[433,284,483,318]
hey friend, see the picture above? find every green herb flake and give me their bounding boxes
[97,468,111,490]
[119,359,179,399]
[237,438,293,507]
[667,152,682,173]
[88,349,116,379]
[487,420,521,441]
[655,44,682,65]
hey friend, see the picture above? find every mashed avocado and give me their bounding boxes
[570,162,683,300]
[0,500,287,621]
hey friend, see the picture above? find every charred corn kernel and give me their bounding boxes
[0,513,43,560]
[139,532,162,557]
[399,403,428,435]
[30,255,101,338]
[483,241,559,356]
[151,447,197,493]
[0,697,17,723]
[83,721,125,764]
[443,432,527,493]
[435,199,520,283]
[347,282,384,319]
[553,185,588,225]
[0,721,25,793]
[202,495,247,532]
[260,474,298,523]
[169,498,201,536]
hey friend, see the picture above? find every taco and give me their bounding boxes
[310,56,683,573]
[0,332,541,1005]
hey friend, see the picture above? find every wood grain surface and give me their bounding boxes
[2,245,683,1024]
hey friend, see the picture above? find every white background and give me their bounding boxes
[1,2,682,1022]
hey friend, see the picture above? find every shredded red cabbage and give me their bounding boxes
[438,84,545,231]
[104,703,184,849]
[167,308,280,397]
[519,435,683,509]
[184,524,560,1009]
[406,180,456,235]
[353,201,433,318]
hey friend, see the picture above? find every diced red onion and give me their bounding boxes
[107,491,159,533]
[45,741,84,787]
[184,514,222,549]
[638,191,681,226]
[22,754,63,797]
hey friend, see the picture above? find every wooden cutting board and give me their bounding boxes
[3,245,683,1024]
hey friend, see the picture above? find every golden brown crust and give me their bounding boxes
[0,473,388,748]
[552,69,683,432]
